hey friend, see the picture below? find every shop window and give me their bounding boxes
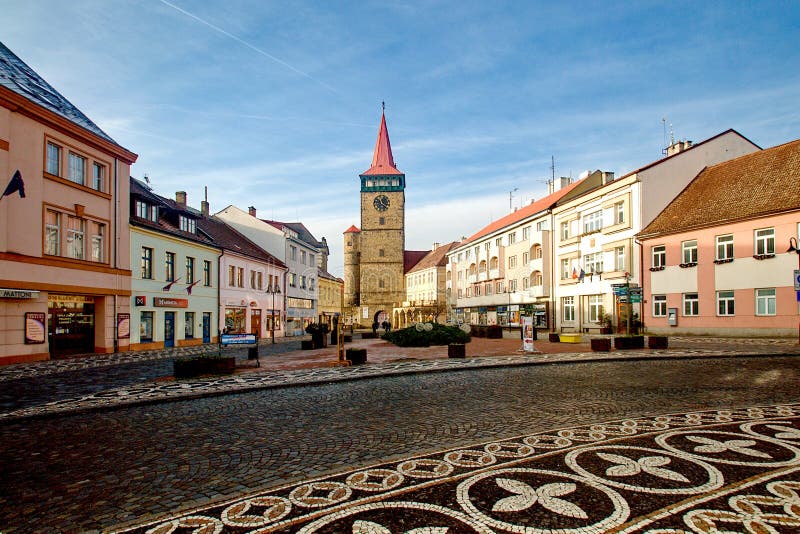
[225,308,246,333]
[185,311,195,338]
[140,311,154,342]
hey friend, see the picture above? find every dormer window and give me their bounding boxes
[179,215,196,233]
[135,200,158,222]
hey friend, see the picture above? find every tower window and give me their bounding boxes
[379,217,385,225]
[379,249,385,257]
[379,279,385,288]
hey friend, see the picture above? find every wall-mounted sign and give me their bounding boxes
[117,313,130,339]
[153,297,188,308]
[134,295,146,306]
[1,289,39,299]
[220,333,257,345]
[25,312,46,344]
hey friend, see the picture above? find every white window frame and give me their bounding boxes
[614,246,625,272]
[716,234,734,261]
[583,210,603,233]
[45,209,61,256]
[560,221,569,240]
[92,162,104,191]
[563,296,575,322]
[179,215,196,234]
[588,295,604,323]
[755,288,776,316]
[613,201,625,225]
[66,216,85,260]
[68,152,86,185]
[652,245,666,268]
[560,258,570,279]
[682,240,698,264]
[584,252,604,274]
[652,295,667,317]
[683,293,699,316]
[717,290,735,316]
[46,141,61,175]
[755,228,775,255]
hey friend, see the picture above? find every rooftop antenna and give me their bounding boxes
[670,123,675,145]
[509,187,518,210]
[662,117,667,153]
[143,173,150,185]
[382,101,385,113]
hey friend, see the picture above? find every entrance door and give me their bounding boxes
[250,309,261,338]
[202,312,211,343]
[164,312,175,348]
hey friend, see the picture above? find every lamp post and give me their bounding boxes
[266,283,281,344]
[787,237,800,345]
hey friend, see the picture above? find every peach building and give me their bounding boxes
[0,43,137,363]
[638,138,800,336]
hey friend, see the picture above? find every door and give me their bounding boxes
[164,312,175,348]
[250,309,261,338]
[202,312,211,343]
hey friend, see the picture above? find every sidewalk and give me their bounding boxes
[1,334,798,422]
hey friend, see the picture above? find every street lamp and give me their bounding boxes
[266,283,281,344]
[787,238,800,345]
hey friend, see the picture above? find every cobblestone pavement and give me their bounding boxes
[1,355,799,532]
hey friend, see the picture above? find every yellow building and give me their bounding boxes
[317,268,343,331]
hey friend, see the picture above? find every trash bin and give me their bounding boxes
[247,346,259,360]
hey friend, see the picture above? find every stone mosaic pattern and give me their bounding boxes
[116,403,800,533]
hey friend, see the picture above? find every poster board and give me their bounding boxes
[117,313,131,339]
[521,315,535,352]
[25,312,46,344]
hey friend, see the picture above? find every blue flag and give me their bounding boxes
[1,170,25,199]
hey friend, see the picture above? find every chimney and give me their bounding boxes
[602,171,615,185]
[176,191,187,206]
[432,242,440,250]
[248,206,257,217]
[666,139,693,157]
[201,200,209,217]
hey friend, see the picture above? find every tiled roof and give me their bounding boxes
[361,112,403,176]
[198,217,287,269]
[344,225,361,234]
[404,250,429,273]
[262,219,324,250]
[407,242,459,273]
[318,268,343,283]
[0,41,116,144]
[461,180,584,246]
[639,138,800,238]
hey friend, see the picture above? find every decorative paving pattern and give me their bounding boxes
[114,403,800,533]
[0,348,781,421]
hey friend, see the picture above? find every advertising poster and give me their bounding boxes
[117,313,131,339]
[25,312,46,344]
[522,315,535,352]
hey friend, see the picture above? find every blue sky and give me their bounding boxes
[3,0,799,275]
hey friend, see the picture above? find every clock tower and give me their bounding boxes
[348,110,406,325]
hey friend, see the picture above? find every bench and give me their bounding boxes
[559,333,583,343]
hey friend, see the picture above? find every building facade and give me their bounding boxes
[129,183,219,350]
[317,269,344,331]
[396,242,457,326]
[0,43,138,363]
[639,138,800,336]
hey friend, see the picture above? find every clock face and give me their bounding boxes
[373,194,390,212]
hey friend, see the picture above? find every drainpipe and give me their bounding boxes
[635,237,644,333]
[549,213,556,332]
[113,157,119,353]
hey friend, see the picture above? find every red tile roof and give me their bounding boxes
[361,112,403,176]
[461,180,584,245]
[404,250,429,273]
[639,138,800,238]
[407,242,459,273]
[344,225,361,233]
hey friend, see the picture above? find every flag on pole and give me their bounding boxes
[1,170,25,199]
[578,268,585,282]
[572,266,578,279]
[186,280,200,294]
[162,277,182,291]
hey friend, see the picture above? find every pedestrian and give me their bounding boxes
[372,321,378,335]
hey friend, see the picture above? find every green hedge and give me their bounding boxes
[382,323,470,347]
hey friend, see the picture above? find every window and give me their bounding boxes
[682,240,698,264]
[588,295,604,322]
[46,141,61,175]
[66,216,85,259]
[536,221,546,231]
[186,257,195,283]
[653,295,667,317]
[755,288,776,316]
[683,293,699,316]
[458,289,463,298]
[165,252,175,282]
[379,249,385,257]
[379,217,385,225]
[478,260,486,273]
[203,260,212,286]
[509,255,517,269]
[475,285,481,296]
[301,250,307,264]
[179,215,196,234]
[583,210,602,233]
[652,245,666,268]
[523,277,530,289]
[379,278,385,289]
[250,270,257,289]
[509,279,517,291]
[289,273,297,287]
[613,201,625,225]
[309,278,315,290]
[256,271,263,290]
[141,247,153,279]
[236,267,244,288]
[300,275,307,289]
[140,311,154,342]
[45,209,60,256]
[716,234,734,260]
[490,257,499,270]
[90,222,105,262]
[149,205,158,222]
[533,272,543,286]
[474,246,480,258]
[614,246,625,271]
[485,242,490,252]
[755,228,775,255]
[92,162,104,191]
[563,296,575,322]
[68,153,86,185]
[228,265,236,286]
[522,226,530,240]
[495,238,502,248]
[584,252,604,274]
[522,252,529,264]
[497,281,505,293]
[309,254,315,266]
[560,258,570,279]
[465,287,471,297]
[508,232,516,245]
[560,221,569,240]
[717,290,735,316]
[290,246,297,261]
[185,312,195,339]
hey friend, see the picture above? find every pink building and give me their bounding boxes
[638,138,800,337]
[0,43,137,363]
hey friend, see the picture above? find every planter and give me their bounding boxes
[174,356,235,378]
[346,348,367,365]
[487,325,503,339]
[301,339,315,350]
[471,325,487,338]
[548,333,560,342]
[361,332,377,339]
[448,343,466,358]
[343,334,353,343]
[600,327,613,335]
[591,338,611,352]
[311,333,326,348]
[648,336,668,349]
[614,336,645,350]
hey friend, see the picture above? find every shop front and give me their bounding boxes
[286,296,314,336]
[48,294,96,357]
[224,306,247,333]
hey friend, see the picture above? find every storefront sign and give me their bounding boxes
[117,313,130,339]
[221,333,257,345]
[153,297,188,308]
[48,294,94,303]
[134,296,147,306]
[1,289,39,299]
[24,312,46,344]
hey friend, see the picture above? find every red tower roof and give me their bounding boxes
[362,112,403,175]
[344,225,361,233]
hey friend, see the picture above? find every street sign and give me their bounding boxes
[794,269,800,291]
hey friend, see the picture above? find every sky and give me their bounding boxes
[3,0,800,276]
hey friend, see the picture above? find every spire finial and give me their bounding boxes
[382,101,385,113]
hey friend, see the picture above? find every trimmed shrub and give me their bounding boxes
[591,338,611,352]
[383,323,470,347]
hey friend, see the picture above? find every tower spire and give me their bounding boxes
[362,106,402,175]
